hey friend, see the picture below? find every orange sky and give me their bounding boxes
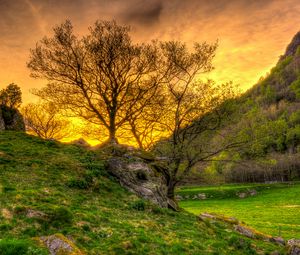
[1,0,300,103]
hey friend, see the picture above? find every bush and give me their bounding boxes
[129,200,146,211]
[49,207,73,226]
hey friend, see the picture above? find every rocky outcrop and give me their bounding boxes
[0,105,25,131]
[288,239,300,255]
[281,31,300,60]
[39,234,84,255]
[104,145,177,210]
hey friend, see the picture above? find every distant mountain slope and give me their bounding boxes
[0,132,284,254]
[186,32,300,184]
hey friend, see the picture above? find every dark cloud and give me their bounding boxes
[119,0,162,26]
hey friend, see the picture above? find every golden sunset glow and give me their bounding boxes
[1,0,300,144]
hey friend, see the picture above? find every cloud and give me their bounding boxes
[1,0,300,97]
[119,0,163,26]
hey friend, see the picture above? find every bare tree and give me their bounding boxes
[151,41,240,200]
[22,102,71,140]
[28,20,161,144]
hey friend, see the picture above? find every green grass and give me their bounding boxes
[178,183,300,240]
[0,132,286,254]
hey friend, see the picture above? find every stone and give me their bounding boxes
[175,195,183,201]
[234,224,254,238]
[107,154,175,209]
[270,236,285,245]
[69,138,90,147]
[198,193,206,199]
[270,251,281,255]
[288,239,300,247]
[40,234,84,255]
[281,31,300,59]
[0,106,25,131]
[26,209,47,219]
[238,192,247,198]
[289,246,300,255]
[199,213,216,220]
[249,189,257,196]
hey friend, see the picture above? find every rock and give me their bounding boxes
[238,192,247,198]
[234,224,254,238]
[270,236,285,245]
[39,234,84,255]
[69,138,90,147]
[175,195,183,201]
[288,239,300,247]
[270,251,281,255]
[26,209,47,219]
[249,189,257,196]
[199,213,216,220]
[289,246,300,255]
[198,193,206,199]
[281,31,300,60]
[107,154,174,209]
[0,106,25,131]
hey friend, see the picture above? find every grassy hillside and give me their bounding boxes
[178,183,300,239]
[0,132,286,254]
[184,33,300,185]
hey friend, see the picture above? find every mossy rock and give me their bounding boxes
[37,233,84,255]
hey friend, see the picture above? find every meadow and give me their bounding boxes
[0,132,285,254]
[178,183,300,240]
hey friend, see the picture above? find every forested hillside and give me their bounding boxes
[188,32,300,184]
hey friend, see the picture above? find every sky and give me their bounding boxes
[1,0,300,103]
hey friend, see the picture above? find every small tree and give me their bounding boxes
[22,101,71,140]
[0,83,22,109]
[151,41,239,200]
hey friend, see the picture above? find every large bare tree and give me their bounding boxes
[28,20,160,144]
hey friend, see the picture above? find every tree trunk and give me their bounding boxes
[108,128,118,144]
[167,179,176,200]
[108,111,118,144]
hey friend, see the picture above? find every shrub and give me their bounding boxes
[129,200,146,211]
[49,207,73,226]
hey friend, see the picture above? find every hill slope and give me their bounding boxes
[187,32,300,184]
[0,132,285,254]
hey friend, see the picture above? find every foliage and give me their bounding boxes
[0,83,22,109]
[290,77,300,99]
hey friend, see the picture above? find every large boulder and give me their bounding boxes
[0,105,25,131]
[104,145,176,210]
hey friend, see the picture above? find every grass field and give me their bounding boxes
[0,132,286,254]
[178,183,300,240]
